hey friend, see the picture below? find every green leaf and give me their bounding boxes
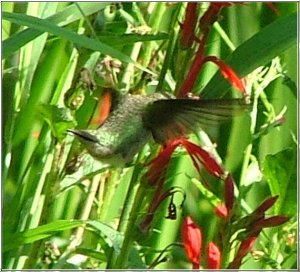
[97,32,169,46]
[262,148,297,216]
[128,246,147,269]
[39,104,76,141]
[3,11,132,63]
[2,11,155,75]
[4,220,83,252]
[86,220,123,254]
[75,247,107,262]
[201,11,297,98]
[2,2,109,58]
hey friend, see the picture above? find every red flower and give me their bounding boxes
[203,56,245,92]
[146,138,225,185]
[206,242,221,269]
[179,139,224,178]
[250,215,289,234]
[214,204,228,219]
[226,194,289,268]
[181,216,202,269]
[228,236,257,268]
[146,140,182,185]
[224,174,235,212]
[251,195,279,220]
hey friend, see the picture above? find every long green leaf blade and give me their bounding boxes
[201,11,297,97]
[2,11,133,64]
[2,2,109,58]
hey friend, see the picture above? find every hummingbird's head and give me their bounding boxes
[67,128,116,159]
[67,129,102,156]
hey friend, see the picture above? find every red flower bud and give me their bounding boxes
[181,216,202,269]
[224,174,235,212]
[215,204,228,219]
[207,242,221,269]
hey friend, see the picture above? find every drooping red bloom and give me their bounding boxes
[203,56,245,92]
[146,138,225,185]
[179,139,225,178]
[181,216,202,269]
[177,46,206,97]
[146,140,182,185]
[228,236,257,268]
[206,242,221,269]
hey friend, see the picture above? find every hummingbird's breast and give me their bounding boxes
[96,94,164,164]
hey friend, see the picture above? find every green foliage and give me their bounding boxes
[39,104,76,141]
[263,148,297,216]
[201,11,297,97]
[4,220,83,252]
[2,2,297,270]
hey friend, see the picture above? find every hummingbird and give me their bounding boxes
[67,92,250,166]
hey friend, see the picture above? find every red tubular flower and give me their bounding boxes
[238,195,281,228]
[179,139,224,178]
[178,2,245,97]
[180,3,198,48]
[146,138,225,185]
[146,140,182,185]
[252,195,279,219]
[206,242,221,269]
[203,56,245,92]
[228,236,257,269]
[224,174,235,212]
[181,216,202,269]
[214,204,228,219]
[250,215,289,234]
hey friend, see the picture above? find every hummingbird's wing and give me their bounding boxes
[143,98,251,144]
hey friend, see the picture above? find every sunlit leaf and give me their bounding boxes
[39,104,76,141]
[86,220,123,254]
[202,12,297,97]
[4,220,83,252]
[262,148,297,216]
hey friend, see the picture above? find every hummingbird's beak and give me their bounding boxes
[67,129,99,143]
